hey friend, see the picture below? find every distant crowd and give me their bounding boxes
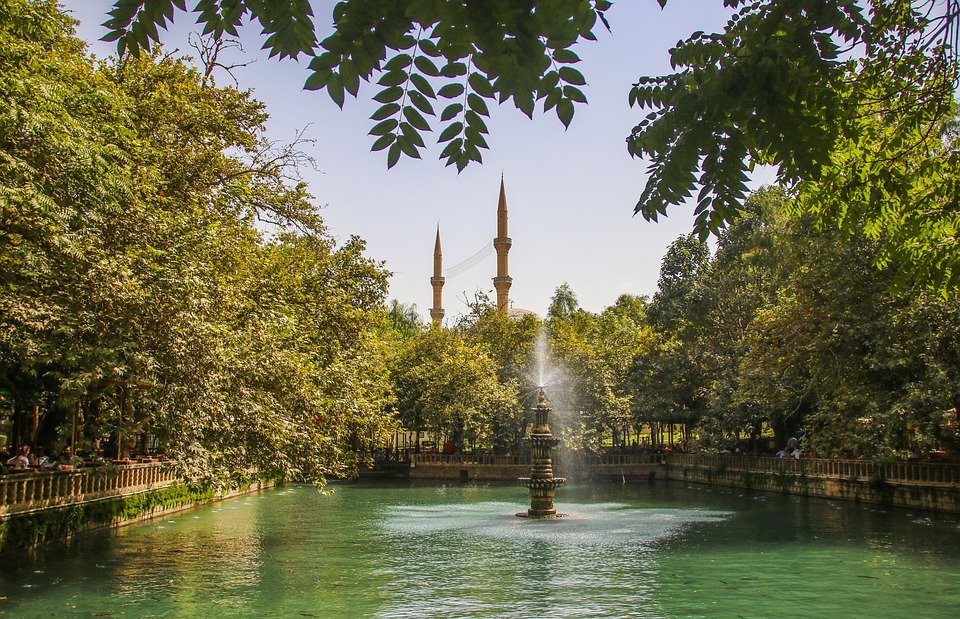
[1,444,84,474]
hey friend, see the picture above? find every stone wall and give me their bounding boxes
[409,459,529,481]
[0,464,274,553]
[408,452,960,514]
[666,459,960,514]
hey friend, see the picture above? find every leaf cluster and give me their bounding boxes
[103,0,610,170]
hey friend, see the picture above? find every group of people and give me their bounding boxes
[777,437,802,459]
[2,444,83,473]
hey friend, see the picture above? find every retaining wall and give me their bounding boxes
[409,452,960,514]
[0,463,272,553]
[664,454,960,513]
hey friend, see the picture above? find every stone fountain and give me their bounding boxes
[518,387,565,517]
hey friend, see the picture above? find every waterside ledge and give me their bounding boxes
[408,452,960,514]
[0,464,274,554]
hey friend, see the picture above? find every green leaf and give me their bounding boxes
[377,70,409,87]
[557,99,574,128]
[464,111,487,133]
[304,69,329,91]
[559,66,586,86]
[340,59,360,96]
[369,118,399,136]
[440,103,463,121]
[437,83,465,99]
[419,38,441,57]
[414,56,441,77]
[552,49,581,64]
[539,71,560,95]
[370,103,401,121]
[371,133,396,152]
[399,122,426,147]
[438,122,463,143]
[374,86,404,103]
[409,90,435,115]
[384,54,413,71]
[467,94,489,117]
[441,62,468,78]
[397,134,421,158]
[440,138,463,159]
[403,106,431,132]
[543,87,562,111]
[563,85,587,103]
[410,73,436,98]
[468,72,495,98]
[387,142,402,168]
[327,75,345,108]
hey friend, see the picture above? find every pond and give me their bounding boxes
[2,481,960,617]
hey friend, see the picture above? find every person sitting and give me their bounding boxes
[36,447,53,469]
[57,446,82,470]
[5,445,31,470]
[776,446,793,458]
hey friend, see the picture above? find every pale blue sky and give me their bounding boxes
[63,1,766,321]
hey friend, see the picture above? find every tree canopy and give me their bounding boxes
[101,0,960,291]
[1,0,393,486]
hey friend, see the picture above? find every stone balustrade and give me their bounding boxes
[0,462,179,519]
[411,453,531,466]
[664,453,960,485]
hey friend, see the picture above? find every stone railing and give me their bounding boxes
[664,453,960,485]
[583,453,666,467]
[0,462,179,519]
[410,453,531,466]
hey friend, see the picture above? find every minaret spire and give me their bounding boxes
[430,226,445,325]
[493,177,512,315]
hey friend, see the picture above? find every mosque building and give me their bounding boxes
[431,178,527,324]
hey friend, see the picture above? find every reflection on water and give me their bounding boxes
[1,482,959,618]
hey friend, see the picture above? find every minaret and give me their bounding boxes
[430,227,445,325]
[493,177,512,315]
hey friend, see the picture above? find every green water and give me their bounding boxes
[2,481,960,618]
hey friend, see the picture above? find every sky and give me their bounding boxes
[62,1,765,322]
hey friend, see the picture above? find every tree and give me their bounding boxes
[682,189,787,451]
[629,0,960,289]
[547,282,581,320]
[386,300,426,341]
[545,286,654,455]
[390,327,521,453]
[646,234,709,332]
[0,0,393,486]
[101,1,960,291]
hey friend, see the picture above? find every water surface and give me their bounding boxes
[2,481,959,617]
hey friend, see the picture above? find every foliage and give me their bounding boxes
[460,303,541,390]
[390,326,520,452]
[646,233,709,332]
[386,299,426,341]
[0,0,394,487]
[546,287,654,454]
[632,187,960,459]
[0,482,216,552]
[630,0,960,290]
[547,282,580,320]
[98,1,960,292]
[103,0,612,170]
